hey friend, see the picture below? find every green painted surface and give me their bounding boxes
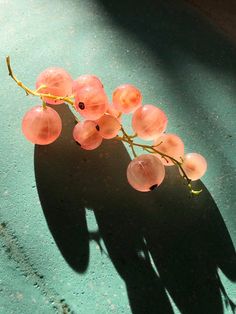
[0,0,235,313]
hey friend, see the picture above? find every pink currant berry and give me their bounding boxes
[36,67,73,105]
[22,105,62,145]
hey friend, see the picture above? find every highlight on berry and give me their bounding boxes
[6,56,207,195]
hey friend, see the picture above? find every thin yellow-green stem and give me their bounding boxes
[130,144,137,158]
[116,133,202,195]
[120,127,137,158]
[6,56,74,106]
[42,101,47,110]
[120,126,130,141]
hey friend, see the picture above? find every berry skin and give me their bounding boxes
[132,104,168,140]
[112,84,142,113]
[22,105,62,145]
[96,114,121,139]
[36,67,73,105]
[74,86,108,120]
[73,120,103,150]
[72,74,103,97]
[180,153,207,181]
[127,154,165,192]
[153,133,184,166]
[106,104,122,122]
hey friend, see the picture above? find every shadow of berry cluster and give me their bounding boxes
[35,105,236,314]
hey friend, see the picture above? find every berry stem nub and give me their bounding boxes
[149,184,158,191]
[78,102,85,110]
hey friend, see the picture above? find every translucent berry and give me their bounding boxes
[112,84,142,113]
[73,120,103,150]
[22,105,62,145]
[132,104,167,140]
[153,133,184,166]
[96,114,121,139]
[36,67,73,105]
[180,153,207,181]
[72,74,103,97]
[107,104,121,118]
[74,86,108,120]
[127,154,165,192]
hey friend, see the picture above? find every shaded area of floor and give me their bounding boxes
[185,0,236,42]
[35,105,236,314]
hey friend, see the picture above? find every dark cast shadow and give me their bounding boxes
[95,0,236,170]
[35,105,236,314]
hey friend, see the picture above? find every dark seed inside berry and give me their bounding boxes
[96,125,100,131]
[149,184,158,191]
[79,102,85,110]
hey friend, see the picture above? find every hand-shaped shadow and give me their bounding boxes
[35,105,235,314]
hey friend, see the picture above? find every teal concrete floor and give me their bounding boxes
[0,0,235,313]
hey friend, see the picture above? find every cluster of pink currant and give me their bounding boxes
[7,57,207,194]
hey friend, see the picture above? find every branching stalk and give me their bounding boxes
[116,133,202,195]
[6,56,74,106]
[6,56,202,195]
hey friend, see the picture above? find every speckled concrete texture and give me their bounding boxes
[0,0,235,313]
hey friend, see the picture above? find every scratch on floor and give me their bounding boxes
[0,222,74,314]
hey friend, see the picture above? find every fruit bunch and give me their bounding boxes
[6,57,207,194]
